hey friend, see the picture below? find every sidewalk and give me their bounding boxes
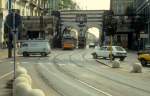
[0,49,13,96]
[0,76,13,96]
[0,49,8,59]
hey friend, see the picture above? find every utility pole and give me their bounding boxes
[7,0,21,80]
[103,11,117,62]
[8,0,12,58]
[110,34,113,62]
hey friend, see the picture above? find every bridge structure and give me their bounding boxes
[59,10,105,48]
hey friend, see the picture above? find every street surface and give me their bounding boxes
[0,58,13,96]
[15,49,150,96]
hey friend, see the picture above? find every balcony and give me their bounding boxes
[15,0,29,3]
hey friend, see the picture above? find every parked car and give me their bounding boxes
[137,47,150,55]
[89,43,96,48]
[18,40,51,57]
[138,51,150,66]
[92,46,127,61]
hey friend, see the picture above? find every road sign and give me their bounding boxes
[140,34,148,38]
[6,12,21,29]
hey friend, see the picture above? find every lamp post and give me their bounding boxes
[7,0,21,80]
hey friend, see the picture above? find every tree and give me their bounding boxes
[59,0,79,10]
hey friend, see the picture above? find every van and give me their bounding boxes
[18,40,51,57]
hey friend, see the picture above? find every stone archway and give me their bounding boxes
[59,10,105,48]
[86,27,100,44]
[61,22,103,47]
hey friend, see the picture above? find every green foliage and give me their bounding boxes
[59,0,79,10]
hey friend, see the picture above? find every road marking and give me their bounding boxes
[40,63,113,96]
[120,68,129,72]
[77,80,113,96]
[21,62,29,64]
[0,71,13,80]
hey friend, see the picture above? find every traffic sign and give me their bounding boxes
[140,34,148,38]
[5,12,21,29]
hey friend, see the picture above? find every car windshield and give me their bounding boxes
[107,47,114,51]
[115,46,125,51]
[21,43,28,47]
[100,47,107,50]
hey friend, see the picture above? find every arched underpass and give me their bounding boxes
[54,10,105,48]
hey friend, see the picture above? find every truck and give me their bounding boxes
[18,40,51,57]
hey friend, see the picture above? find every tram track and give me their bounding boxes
[29,50,150,96]
[76,51,150,94]
[57,50,150,95]
[52,50,113,96]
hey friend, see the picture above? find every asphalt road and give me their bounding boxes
[18,49,150,96]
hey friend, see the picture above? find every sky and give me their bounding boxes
[73,0,110,10]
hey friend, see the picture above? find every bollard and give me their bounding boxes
[15,82,31,96]
[14,76,31,86]
[16,66,27,77]
[19,74,32,85]
[27,89,45,96]
[131,63,142,73]
[112,60,120,68]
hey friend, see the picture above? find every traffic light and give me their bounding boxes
[103,10,117,36]
[105,23,117,36]
[105,26,113,36]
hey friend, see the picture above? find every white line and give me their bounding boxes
[0,71,13,80]
[78,80,113,96]
[39,63,113,96]
[120,69,129,72]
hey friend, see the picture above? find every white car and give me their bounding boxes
[18,40,51,57]
[92,46,127,61]
[89,43,96,48]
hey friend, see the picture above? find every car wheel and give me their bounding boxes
[41,52,47,57]
[92,53,98,59]
[23,52,29,57]
[141,59,147,66]
[103,57,107,59]
[120,57,125,61]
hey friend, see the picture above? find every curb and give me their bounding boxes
[96,59,112,67]
[0,49,8,59]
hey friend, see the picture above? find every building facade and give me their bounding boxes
[110,0,136,49]
[111,0,134,15]
[135,0,150,46]
[0,0,49,48]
